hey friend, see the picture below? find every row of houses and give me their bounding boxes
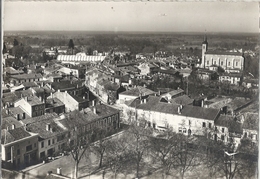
[2,104,120,170]
[119,88,258,149]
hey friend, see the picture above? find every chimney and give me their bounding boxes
[6,126,9,131]
[93,107,96,114]
[46,123,51,131]
[180,105,183,110]
[178,107,181,114]
[201,99,204,108]
[11,124,15,130]
[92,100,95,106]
[83,96,85,99]
[144,98,147,104]
[24,96,28,102]
[6,109,10,115]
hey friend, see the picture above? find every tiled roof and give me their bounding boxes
[226,97,253,111]
[161,89,184,97]
[45,98,65,108]
[26,117,67,139]
[1,116,23,130]
[10,73,42,80]
[51,80,85,91]
[128,96,220,121]
[25,96,44,106]
[120,86,155,96]
[242,112,258,131]
[3,106,25,116]
[205,50,243,56]
[170,95,194,105]
[1,127,32,144]
[215,115,243,134]
[22,82,38,88]
[21,113,59,124]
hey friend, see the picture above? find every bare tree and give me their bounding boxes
[171,134,203,179]
[126,120,152,179]
[150,129,179,179]
[105,135,131,179]
[62,111,91,179]
[91,128,109,168]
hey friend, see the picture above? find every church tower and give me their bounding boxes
[201,36,208,68]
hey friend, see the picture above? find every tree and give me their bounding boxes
[171,134,203,179]
[62,111,91,179]
[13,39,19,46]
[126,120,152,179]
[91,129,109,168]
[150,129,179,179]
[87,47,93,55]
[68,39,75,55]
[105,135,132,179]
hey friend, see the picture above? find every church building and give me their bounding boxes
[200,37,244,73]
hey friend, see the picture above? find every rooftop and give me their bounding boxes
[205,50,243,56]
[215,115,243,134]
[242,112,258,131]
[170,95,194,105]
[120,86,155,97]
[1,116,23,130]
[128,96,220,121]
[45,98,65,108]
[51,80,85,91]
[10,73,42,80]
[1,127,33,144]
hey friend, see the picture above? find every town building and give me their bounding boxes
[14,96,45,118]
[1,127,39,169]
[57,54,106,65]
[20,113,68,161]
[123,95,220,135]
[118,86,156,104]
[200,37,245,72]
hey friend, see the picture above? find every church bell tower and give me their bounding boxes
[201,36,208,68]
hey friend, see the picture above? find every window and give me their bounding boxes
[52,139,55,144]
[202,122,206,127]
[48,140,51,146]
[178,127,182,133]
[17,149,20,155]
[221,135,225,141]
[34,143,36,148]
[215,126,217,131]
[209,123,212,128]
[41,141,44,148]
[26,145,32,152]
[183,128,187,133]
[228,62,230,66]
[207,61,209,65]
[40,152,45,159]
[236,62,238,66]
[214,61,216,65]
[7,152,11,160]
[221,61,223,66]
[222,128,225,133]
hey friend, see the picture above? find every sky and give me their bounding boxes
[3,2,259,33]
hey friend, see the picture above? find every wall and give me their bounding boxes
[52,91,78,112]
[2,134,38,169]
[204,54,244,71]
[14,98,32,117]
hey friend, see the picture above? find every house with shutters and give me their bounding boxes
[1,127,39,170]
[20,113,69,161]
[14,96,45,118]
[123,95,220,136]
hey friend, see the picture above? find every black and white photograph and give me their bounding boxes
[2,1,259,179]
